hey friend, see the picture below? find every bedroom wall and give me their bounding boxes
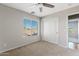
[0,4,40,53]
[41,5,79,48]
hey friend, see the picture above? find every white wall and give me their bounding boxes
[41,5,79,48]
[0,4,40,53]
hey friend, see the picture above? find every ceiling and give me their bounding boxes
[2,3,79,17]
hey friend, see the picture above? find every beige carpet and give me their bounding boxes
[0,41,79,56]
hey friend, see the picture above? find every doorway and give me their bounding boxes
[68,14,79,49]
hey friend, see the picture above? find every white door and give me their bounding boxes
[43,17,58,44]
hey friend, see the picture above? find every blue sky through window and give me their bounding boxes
[24,19,38,29]
[32,20,38,29]
[24,19,31,28]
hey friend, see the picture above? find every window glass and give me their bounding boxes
[24,18,38,36]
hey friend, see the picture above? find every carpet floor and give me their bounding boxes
[0,41,79,56]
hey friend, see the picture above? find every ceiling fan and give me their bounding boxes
[37,3,55,8]
[31,3,55,14]
[37,3,55,12]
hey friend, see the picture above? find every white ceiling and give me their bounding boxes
[2,3,79,17]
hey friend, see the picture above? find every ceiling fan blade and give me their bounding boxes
[39,7,43,12]
[43,3,54,8]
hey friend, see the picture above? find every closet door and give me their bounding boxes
[43,17,58,44]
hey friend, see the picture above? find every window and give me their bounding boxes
[24,18,38,36]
